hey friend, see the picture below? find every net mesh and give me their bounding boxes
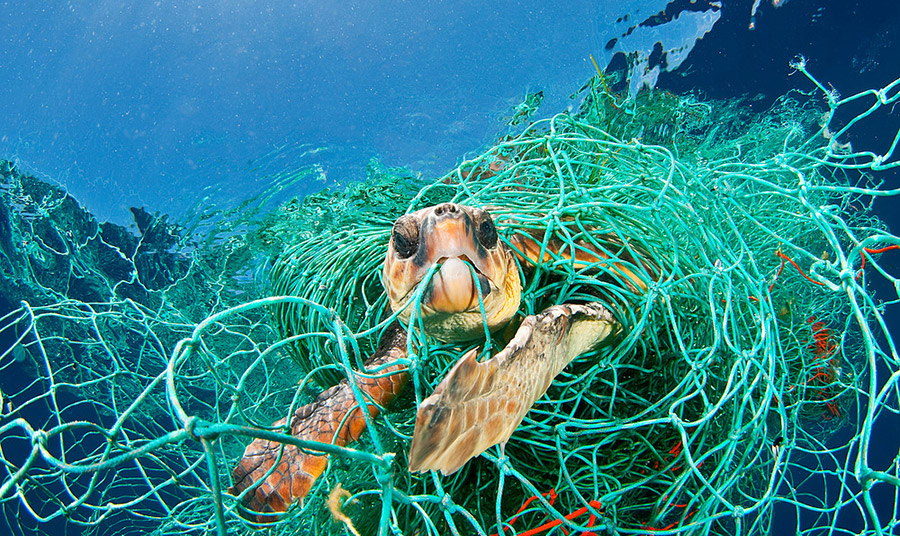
[1,62,899,536]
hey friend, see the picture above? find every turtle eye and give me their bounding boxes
[475,213,498,249]
[392,218,419,259]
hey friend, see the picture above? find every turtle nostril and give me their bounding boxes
[435,203,458,216]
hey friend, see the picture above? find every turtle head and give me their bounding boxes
[383,203,522,341]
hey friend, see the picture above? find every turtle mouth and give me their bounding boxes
[422,256,494,314]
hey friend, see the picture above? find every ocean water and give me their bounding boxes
[1,1,899,535]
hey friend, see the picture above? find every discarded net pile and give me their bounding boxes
[1,63,899,536]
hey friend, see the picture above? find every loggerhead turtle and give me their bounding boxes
[229,202,655,522]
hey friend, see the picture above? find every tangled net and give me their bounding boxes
[1,62,899,536]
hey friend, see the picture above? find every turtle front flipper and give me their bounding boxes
[229,324,408,522]
[407,303,620,475]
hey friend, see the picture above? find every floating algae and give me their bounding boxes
[1,64,899,536]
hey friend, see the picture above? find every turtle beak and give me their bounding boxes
[428,216,471,256]
[424,257,492,314]
[421,215,493,314]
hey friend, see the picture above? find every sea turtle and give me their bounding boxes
[229,202,655,522]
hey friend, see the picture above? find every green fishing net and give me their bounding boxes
[1,62,899,536]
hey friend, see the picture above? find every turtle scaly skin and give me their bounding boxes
[407,303,620,474]
[229,324,408,522]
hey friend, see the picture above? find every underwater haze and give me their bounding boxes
[2,0,717,225]
[1,1,900,535]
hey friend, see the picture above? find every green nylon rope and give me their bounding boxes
[0,63,899,536]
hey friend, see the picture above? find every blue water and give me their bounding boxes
[1,0,899,534]
[2,0,648,225]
